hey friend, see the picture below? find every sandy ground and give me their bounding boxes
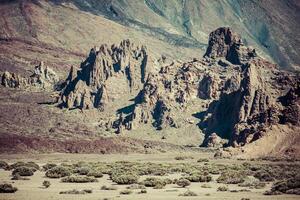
[0,153,300,200]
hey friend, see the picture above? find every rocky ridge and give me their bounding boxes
[1,27,299,148]
[59,39,148,110]
[1,61,59,90]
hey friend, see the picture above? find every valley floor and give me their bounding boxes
[0,152,299,200]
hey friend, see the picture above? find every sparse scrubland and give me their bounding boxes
[0,155,299,199]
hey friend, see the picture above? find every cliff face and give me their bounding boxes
[57,27,299,148]
[59,39,148,110]
[64,0,300,70]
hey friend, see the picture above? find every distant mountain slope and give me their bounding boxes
[63,0,300,70]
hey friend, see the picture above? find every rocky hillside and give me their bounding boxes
[0,0,299,157]
[63,0,300,70]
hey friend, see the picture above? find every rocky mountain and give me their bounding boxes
[58,0,300,70]
[56,27,299,150]
[0,0,299,157]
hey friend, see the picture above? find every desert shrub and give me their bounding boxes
[12,166,34,176]
[186,172,212,182]
[87,170,103,178]
[179,190,197,196]
[120,189,132,195]
[254,170,274,182]
[0,184,18,193]
[176,178,191,188]
[45,166,71,178]
[153,182,165,189]
[11,173,30,180]
[201,183,212,188]
[217,171,246,184]
[43,180,51,188]
[10,161,39,171]
[59,189,92,194]
[0,161,9,170]
[42,163,57,171]
[241,198,250,200]
[266,175,300,195]
[101,185,118,190]
[126,184,145,190]
[111,171,139,184]
[238,177,266,189]
[61,176,98,183]
[141,177,167,188]
[139,189,147,194]
[74,167,91,175]
[197,158,209,163]
[174,156,193,160]
[163,178,173,185]
[217,185,228,191]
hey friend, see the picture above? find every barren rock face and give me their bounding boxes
[54,27,299,147]
[1,71,28,88]
[204,27,257,65]
[1,62,58,90]
[59,39,148,110]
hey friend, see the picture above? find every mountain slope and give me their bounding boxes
[65,0,300,70]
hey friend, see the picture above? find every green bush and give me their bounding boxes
[254,170,274,182]
[111,172,139,185]
[101,185,118,190]
[61,176,98,183]
[267,175,300,195]
[197,158,209,163]
[139,189,147,194]
[74,167,91,175]
[176,178,191,188]
[201,184,212,188]
[120,189,132,195]
[141,177,167,188]
[11,173,30,180]
[186,172,212,182]
[217,171,246,184]
[179,190,197,196]
[43,180,51,188]
[42,163,57,171]
[12,166,34,176]
[87,170,103,178]
[0,161,9,170]
[10,162,39,170]
[174,156,193,160]
[217,186,228,191]
[45,166,71,178]
[59,189,92,194]
[0,184,18,193]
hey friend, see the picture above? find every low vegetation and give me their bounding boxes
[217,170,246,184]
[119,189,132,195]
[101,185,118,190]
[179,190,197,196]
[0,184,18,193]
[59,189,92,194]
[61,176,98,183]
[45,166,71,178]
[176,178,191,188]
[43,180,51,188]
[12,166,35,176]
[217,185,228,192]
[264,175,300,195]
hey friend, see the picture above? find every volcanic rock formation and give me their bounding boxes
[1,61,59,90]
[59,39,148,110]
[57,27,299,147]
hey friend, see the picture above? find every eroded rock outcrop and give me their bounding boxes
[1,71,28,88]
[1,61,59,90]
[59,39,148,110]
[204,27,257,65]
